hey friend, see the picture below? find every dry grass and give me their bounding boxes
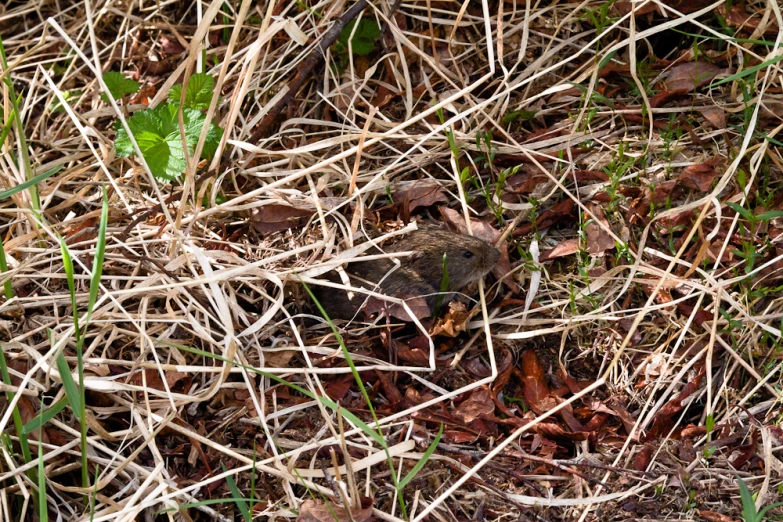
[0,0,782,521]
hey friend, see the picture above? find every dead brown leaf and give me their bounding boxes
[130,369,190,392]
[701,107,726,129]
[540,238,580,262]
[585,205,615,256]
[679,163,719,192]
[454,388,495,423]
[430,301,479,337]
[697,510,739,522]
[297,497,374,522]
[663,62,726,92]
[250,204,314,236]
[520,350,551,415]
[393,182,449,220]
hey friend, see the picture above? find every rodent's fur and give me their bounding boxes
[312,228,500,321]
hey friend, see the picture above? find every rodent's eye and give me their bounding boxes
[464,251,474,259]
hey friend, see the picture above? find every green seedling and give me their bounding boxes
[738,478,783,522]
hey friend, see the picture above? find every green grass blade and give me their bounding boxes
[81,185,108,332]
[58,238,80,342]
[222,464,251,522]
[737,478,759,522]
[38,435,47,522]
[22,398,68,435]
[0,236,14,301]
[55,352,82,415]
[398,424,442,489]
[0,166,62,201]
[0,36,40,217]
[301,280,408,517]
[724,202,752,221]
[0,344,35,470]
[756,210,783,221]
[756,502,783,521]
[711,53,783,88]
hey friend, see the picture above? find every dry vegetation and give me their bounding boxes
[1,0,783,521]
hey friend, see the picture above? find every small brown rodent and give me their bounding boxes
[312,229,500,321]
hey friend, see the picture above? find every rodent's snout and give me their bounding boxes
[483,245,500,271]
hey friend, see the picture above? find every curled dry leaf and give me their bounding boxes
[663,62,727,92]
[539,238,580,262]
[701,107,726,129]
[696,510,739,522]
[130,369,191,392]
[430,301,478,337]
[520,349,551,415]
[393,181,449,221]
[454,388,495,424]
[250,204,314,236]
[585,204,615,256]
[297,497,374,522]
[678,163,719,192]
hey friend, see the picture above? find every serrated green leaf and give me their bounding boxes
[168,84,182,106]
[169,73,216,110]
[101,71,140,103]
[114,103,223,181]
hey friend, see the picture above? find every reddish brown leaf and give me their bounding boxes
[396,344,431,366]
[515,198,575,236]
[585,205,615,256]
[369,85,397,108]
[506,173,548,194]
[443,430,479,444]
[130,369,190,391]
[679,164,719,192]
[697,510,738,522]
[325,375,354,401]
[632,444,654,472]
[454,388,495,423]
[615,0,717,16]
[393,182,449,219]
[159,35,185,55]
[663,62,726,92]
[540,238,579,262]
[574,170,609,183]
[250,205,314,236]
[719,3,780,36]
[520,350,551,415]
[677,302,713,327]
[651,180,679,205]
[297,497,373,522]
[701,107,726,129]
[729,427,759,469]
[646,368,705,439]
